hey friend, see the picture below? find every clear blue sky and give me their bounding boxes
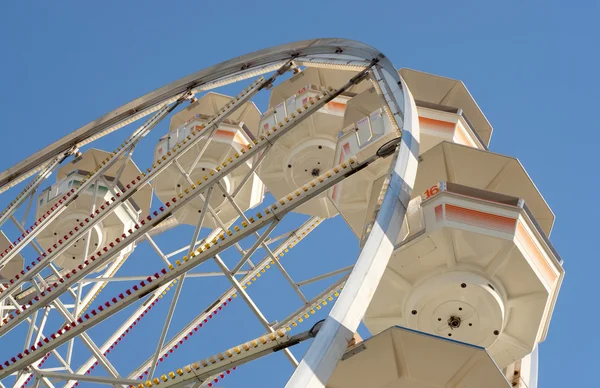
[0,1,598,387]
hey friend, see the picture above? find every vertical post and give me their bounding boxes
[147,186,214,380]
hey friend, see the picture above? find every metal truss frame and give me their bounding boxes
[0,39,420,388]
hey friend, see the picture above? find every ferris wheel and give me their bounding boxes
[0,39,563,388]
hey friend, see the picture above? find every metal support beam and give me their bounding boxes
[230,221,278,274]
[78,271,250,283]
[127,217,321,379]
[213,255,298,367]
[276,276,347,331]
[285,62,418,388]
[30,284,122,380]
[230,145,270,199]
[20,189,37,227]
[172,161,248,261]
[218,180,308,303]
[35,371,139,386]
[147,186,213,380]
[4,279,119,386]
[185,127,217,176]
[64,229,226,388]
[296,266,353,287]
[154,323,324,388]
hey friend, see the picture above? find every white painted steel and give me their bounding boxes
[285,65,420,387]
[0,39,560,388]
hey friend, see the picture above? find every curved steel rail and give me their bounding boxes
[0,39,400,192]
[0,38,420,387]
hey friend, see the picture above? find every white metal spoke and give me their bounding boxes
[64,229,227,388]
[23,310,38,357]
[20,191,36,228]
[217,180,308,303]
[113,148,136,186]
[185,127,217,177]
[30,369,55,388]
[213,255,299,367]
[172,160,248,259]
[156,328,321,388]
[36,371,138,386]
[275,276,347,332]
[5,278,119,383]
[230,145,270,199]
[67,180,99,365]
[145,234,172,266]
[9,313,76,388]
[33,307,50,348]
[230,221,279,274]
[296,266,353,288]
[147,186,213,380]
[147,277,185,381]
[75,252,130,315]
[77,271,251,283]
[30,286,121,380]
[127,217,321,379]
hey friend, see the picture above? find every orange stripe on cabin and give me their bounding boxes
[444,204,517,234]
[434,205,443,222]
[215,129,250,147]
[516,222,558,287]
[454,123,477,148]
[419,116,455,134]
[233,132,250,146]
[326,101,346,112]
[215,129,234,139]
